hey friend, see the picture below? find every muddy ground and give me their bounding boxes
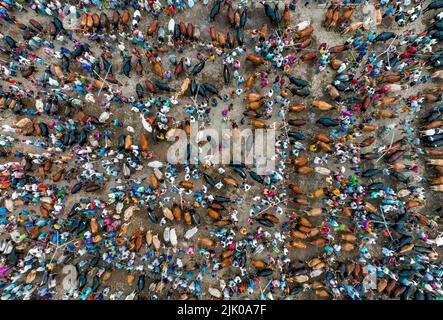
[0,0,442,300]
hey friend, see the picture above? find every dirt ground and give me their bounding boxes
[0,0,442,300]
